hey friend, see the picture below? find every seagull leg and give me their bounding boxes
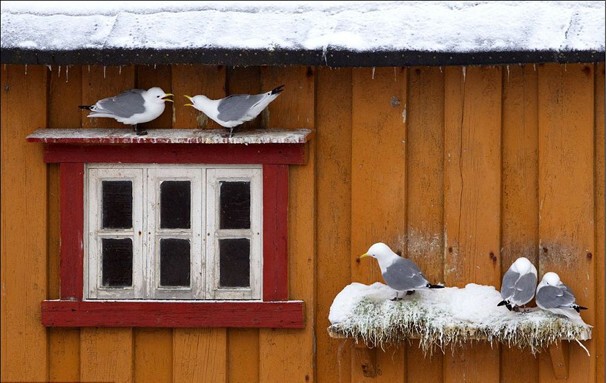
[133,124,147,136]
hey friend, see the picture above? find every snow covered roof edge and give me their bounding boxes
[1,1,605,66]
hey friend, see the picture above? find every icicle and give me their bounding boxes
[88,65,91,73]
[65,65,69,83]
[58,65,61,78]
[533,64,536,72]
[103,66,106,79]
[46,65,52,72]
[371,66,376,80]
[439,66,443,73]
[24,64,28,75]
[154,64,157,70]
[506,65,510,81]
[575,339,590,356]
[462,66,466,81]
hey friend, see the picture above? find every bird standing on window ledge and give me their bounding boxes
[79,87,174,136]
[184,85,285,138]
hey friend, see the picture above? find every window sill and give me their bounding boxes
[27,128,313,164]
[42,299,305,328]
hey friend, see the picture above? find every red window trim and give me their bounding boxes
[30,130,310,329]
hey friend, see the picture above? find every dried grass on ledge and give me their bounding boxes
[327,283,592,355]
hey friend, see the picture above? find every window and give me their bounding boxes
[86,164,262,300]
[28,128,312,328]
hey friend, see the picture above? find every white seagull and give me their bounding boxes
[359,242,444,300]
[184,85,285,137]
[79,87,173,136]
[536,271,587,320]
[497,257,538,311]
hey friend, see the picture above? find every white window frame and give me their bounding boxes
[84,164,263,301]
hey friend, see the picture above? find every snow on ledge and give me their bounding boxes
[328,282,592,355]
[26,128,313,145]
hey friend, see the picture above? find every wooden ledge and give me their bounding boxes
[26,128,314,145]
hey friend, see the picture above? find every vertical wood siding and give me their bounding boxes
[0,63,603,383]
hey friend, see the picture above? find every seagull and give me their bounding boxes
[184,85,285,137]
[359,242,444,300]
[79,87,174,136]
[497,257,538,311]
[536,271,588,321]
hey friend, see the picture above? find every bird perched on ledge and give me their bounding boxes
[536,271,588,321]
[359,242,444,300]
[79,87,174,136]
[184,85,285,137]
[497,257,538,311]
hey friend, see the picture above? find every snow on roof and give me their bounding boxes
[1,1,604,54]
[328,282,592,355]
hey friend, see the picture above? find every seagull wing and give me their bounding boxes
[382,257,428,291]
[217,93,265,123]
[500,269,520,299]
[94,89,146,118]
[536,285,576,309]
[511,272,537,305]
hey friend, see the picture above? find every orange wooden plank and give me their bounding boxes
[1,64,49,382]
[81,65,136,129]
[173,329,227,382]
[315,66,353,383]
[80,328,133,383]
[172,64,226,129]
[171,64,228,382]
[538,63,596,383]
[405,66,445,383]
[134,329,173,383]
[48,64,81,382]
[443,66,502,383]
[259,65,315,383]
[228,329,260,383]
[351,67,407,382]
[594,62,606,383]
[500,64,540,383]
[136,64,173,130]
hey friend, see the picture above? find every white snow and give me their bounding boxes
[1,1,604,53]
[328,282,592,354]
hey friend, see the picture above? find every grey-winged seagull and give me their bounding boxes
[536,271,587,320]
[79,87,173,136]
[359,242,444,300]
[497,257,538,311]
[184,85,284,137]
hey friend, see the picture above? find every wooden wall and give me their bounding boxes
[1,62,604,382]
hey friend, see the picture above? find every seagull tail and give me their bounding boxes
[271,85,285,95]
[427,283,445,289]
[574,304,588,312]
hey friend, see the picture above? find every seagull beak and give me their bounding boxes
[359,253,370,260]
[162,93,174,103]
[184,95,193,107]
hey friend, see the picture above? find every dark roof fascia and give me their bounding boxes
[1,47,604,67]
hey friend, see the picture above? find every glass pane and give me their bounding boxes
[102,181,132,229]
[160,239,191,287]
[219,238,250,287]
[219,181,250,229]
[160,181,191,229]
[102,238,133,287]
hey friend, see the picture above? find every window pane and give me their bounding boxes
[102,181,132,229]
[219,181,250,229]
[219,238,250,287]
[160,239,191,287]
[102,238,133,287]
[160,181,191,229]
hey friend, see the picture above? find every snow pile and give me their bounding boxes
[328,282,592,355]
[1,1,604,53]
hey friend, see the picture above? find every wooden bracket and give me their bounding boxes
[353,341,377,378]
[548,341,569,380]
